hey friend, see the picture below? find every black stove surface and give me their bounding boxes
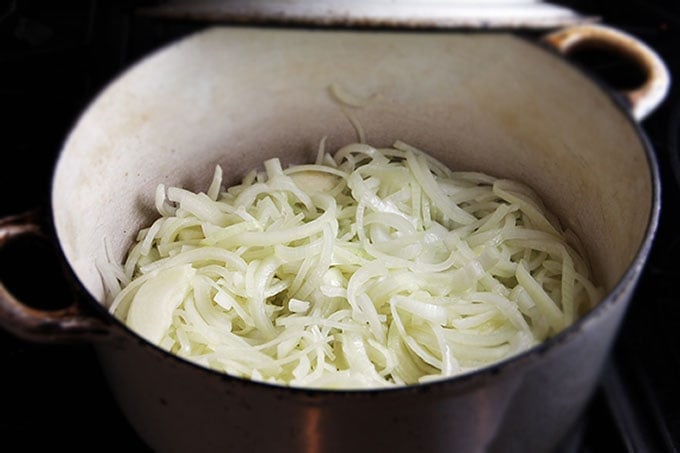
[0,1,678,451]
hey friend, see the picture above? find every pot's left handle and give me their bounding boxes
[0,210,113,343]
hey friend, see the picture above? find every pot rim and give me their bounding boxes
[50,27,663,398]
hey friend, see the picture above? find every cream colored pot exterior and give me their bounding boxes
[1,26,663,452]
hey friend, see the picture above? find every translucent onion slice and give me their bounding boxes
[102,138,602,389]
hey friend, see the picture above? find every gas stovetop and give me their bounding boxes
[0,1,678,451]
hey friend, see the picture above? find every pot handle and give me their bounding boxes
[0,210,113,343]
[541,24,670,121]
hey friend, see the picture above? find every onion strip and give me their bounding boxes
[103,139,602,389]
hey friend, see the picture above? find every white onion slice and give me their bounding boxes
[103,139,603,389]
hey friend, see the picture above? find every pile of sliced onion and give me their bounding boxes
[100,139,603,389]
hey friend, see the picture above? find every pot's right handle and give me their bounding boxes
[542,24,670,121]
[0,210,113,343]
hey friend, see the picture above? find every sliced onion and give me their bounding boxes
[103,138,601,389]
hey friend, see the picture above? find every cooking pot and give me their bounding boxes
[0,22,669,452]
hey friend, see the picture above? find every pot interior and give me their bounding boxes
[52,26,654,314]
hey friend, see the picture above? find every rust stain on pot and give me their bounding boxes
[302,406,322,453]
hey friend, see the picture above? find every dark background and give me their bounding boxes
[0,1,679,451]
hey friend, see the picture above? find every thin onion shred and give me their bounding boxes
[102,140,603,389]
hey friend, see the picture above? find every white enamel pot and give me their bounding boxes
[0,24,670,452]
